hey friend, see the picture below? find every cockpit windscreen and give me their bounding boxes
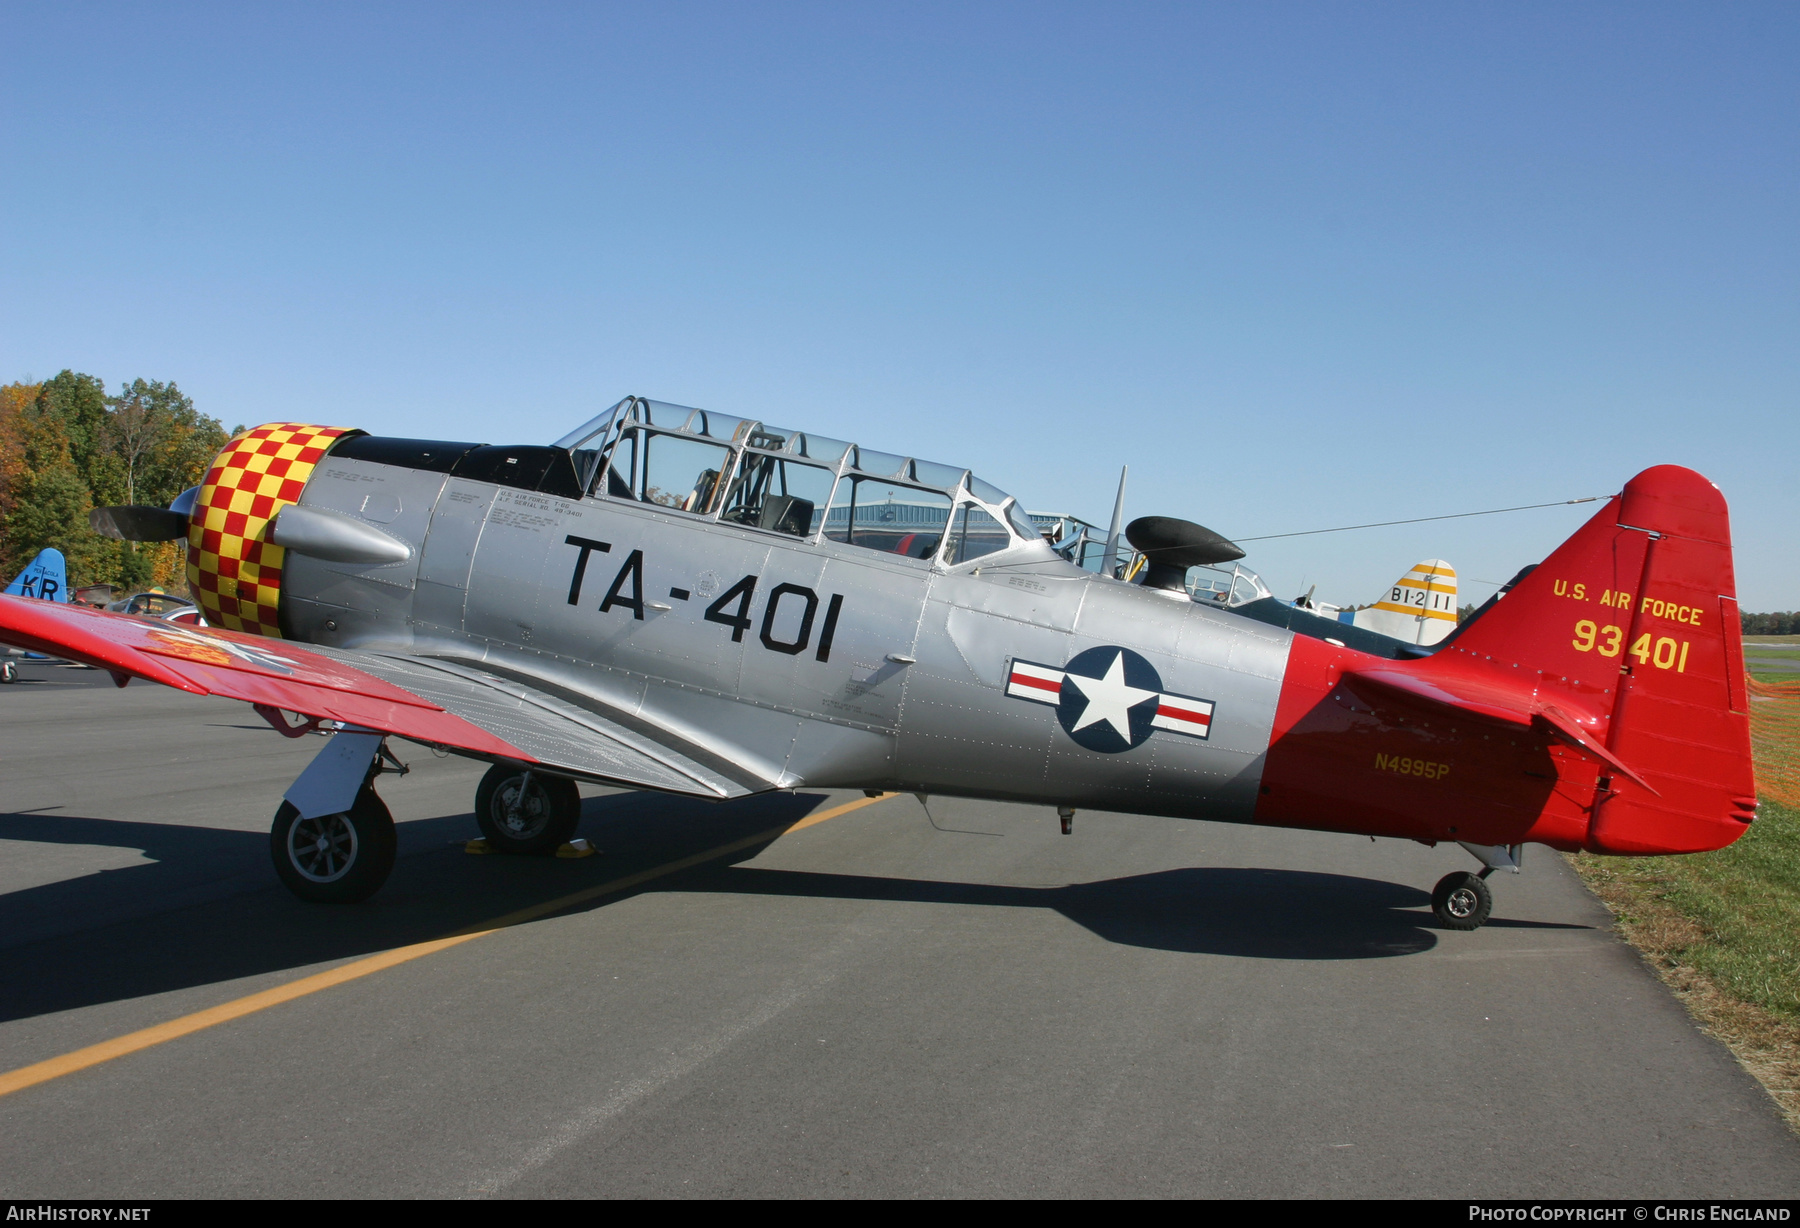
[557,396,1040,562]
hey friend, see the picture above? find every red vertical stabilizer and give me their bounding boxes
[1425,465,1756,854]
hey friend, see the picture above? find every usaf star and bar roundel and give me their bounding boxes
[1005,645,1215,753]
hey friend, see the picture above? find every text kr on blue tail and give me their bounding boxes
[4,548,70,603]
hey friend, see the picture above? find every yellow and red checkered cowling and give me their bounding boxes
[186,423,358,637]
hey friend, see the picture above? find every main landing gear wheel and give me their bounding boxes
[475,766,581,855]
[271,786,397,904]
[1432,871,1493,931]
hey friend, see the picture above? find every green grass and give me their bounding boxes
[1567,723,1800,1126]
[1571,799,1800,1022]
[1732,634,1797,682]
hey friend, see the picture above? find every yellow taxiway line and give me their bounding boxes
[0,791,896,1100]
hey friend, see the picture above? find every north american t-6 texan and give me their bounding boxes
[0,398,1756,930]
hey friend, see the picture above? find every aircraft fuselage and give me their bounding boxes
[281,453,1288,824]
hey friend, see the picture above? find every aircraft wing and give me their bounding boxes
[0,594,750,800]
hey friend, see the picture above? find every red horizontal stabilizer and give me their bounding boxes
[1530,705,1658,796]
[1346,666,1535,729]
[0,595,531,762]
[1346,667,1657,794]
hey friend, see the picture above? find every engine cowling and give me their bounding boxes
[184,423,358,636]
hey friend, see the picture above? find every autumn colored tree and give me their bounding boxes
[0,370,231,592]
[0,386,109,584]
[0,380,40,534]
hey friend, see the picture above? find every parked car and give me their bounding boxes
[107,591,203,622]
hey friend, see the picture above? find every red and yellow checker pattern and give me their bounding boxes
[186,423,357,637]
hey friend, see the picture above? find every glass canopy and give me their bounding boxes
[554,397,1042,563]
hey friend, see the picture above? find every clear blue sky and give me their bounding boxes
[4,2,1795,608]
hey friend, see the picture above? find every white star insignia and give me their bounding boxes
[1065,650,1159,740]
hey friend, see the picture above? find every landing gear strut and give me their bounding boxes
[1431,871,1493,930]
[475,765,581,855]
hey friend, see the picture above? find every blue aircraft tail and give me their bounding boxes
[4,548,70,603]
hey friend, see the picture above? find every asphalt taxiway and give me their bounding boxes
[2,673,1797,1198]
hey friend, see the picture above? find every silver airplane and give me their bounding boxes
[1,396,1758,932]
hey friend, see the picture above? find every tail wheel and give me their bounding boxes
[1,660,16,683]
[475,766,581,855]
[271,786,396,903]
[1431,871,1493,930]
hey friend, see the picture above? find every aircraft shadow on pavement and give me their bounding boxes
[0,789,830,1025]
[0,791,1587,1026]
[0,807,479,953]
[689,865,1447,960]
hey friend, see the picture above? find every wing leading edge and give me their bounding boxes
[0,595,747,800]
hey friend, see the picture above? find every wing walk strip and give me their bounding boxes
[0,792,896,1100]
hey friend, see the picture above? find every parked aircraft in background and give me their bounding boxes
[2,548,69,682]
[0,397,1757,933]
[4,548,68,604]
[1291,560,1461,648]
[1351,559,1459,644]
[1049,510,1463,655]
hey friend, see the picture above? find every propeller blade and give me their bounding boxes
[89,506,190,542]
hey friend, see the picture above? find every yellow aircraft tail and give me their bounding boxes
[1351,559,1458,646]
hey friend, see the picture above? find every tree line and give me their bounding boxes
[1742,611,1800,636]
[0,370,235,593]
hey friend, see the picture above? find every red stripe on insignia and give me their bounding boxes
[1012,673,1062,694]
[1157,703,1210,724]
